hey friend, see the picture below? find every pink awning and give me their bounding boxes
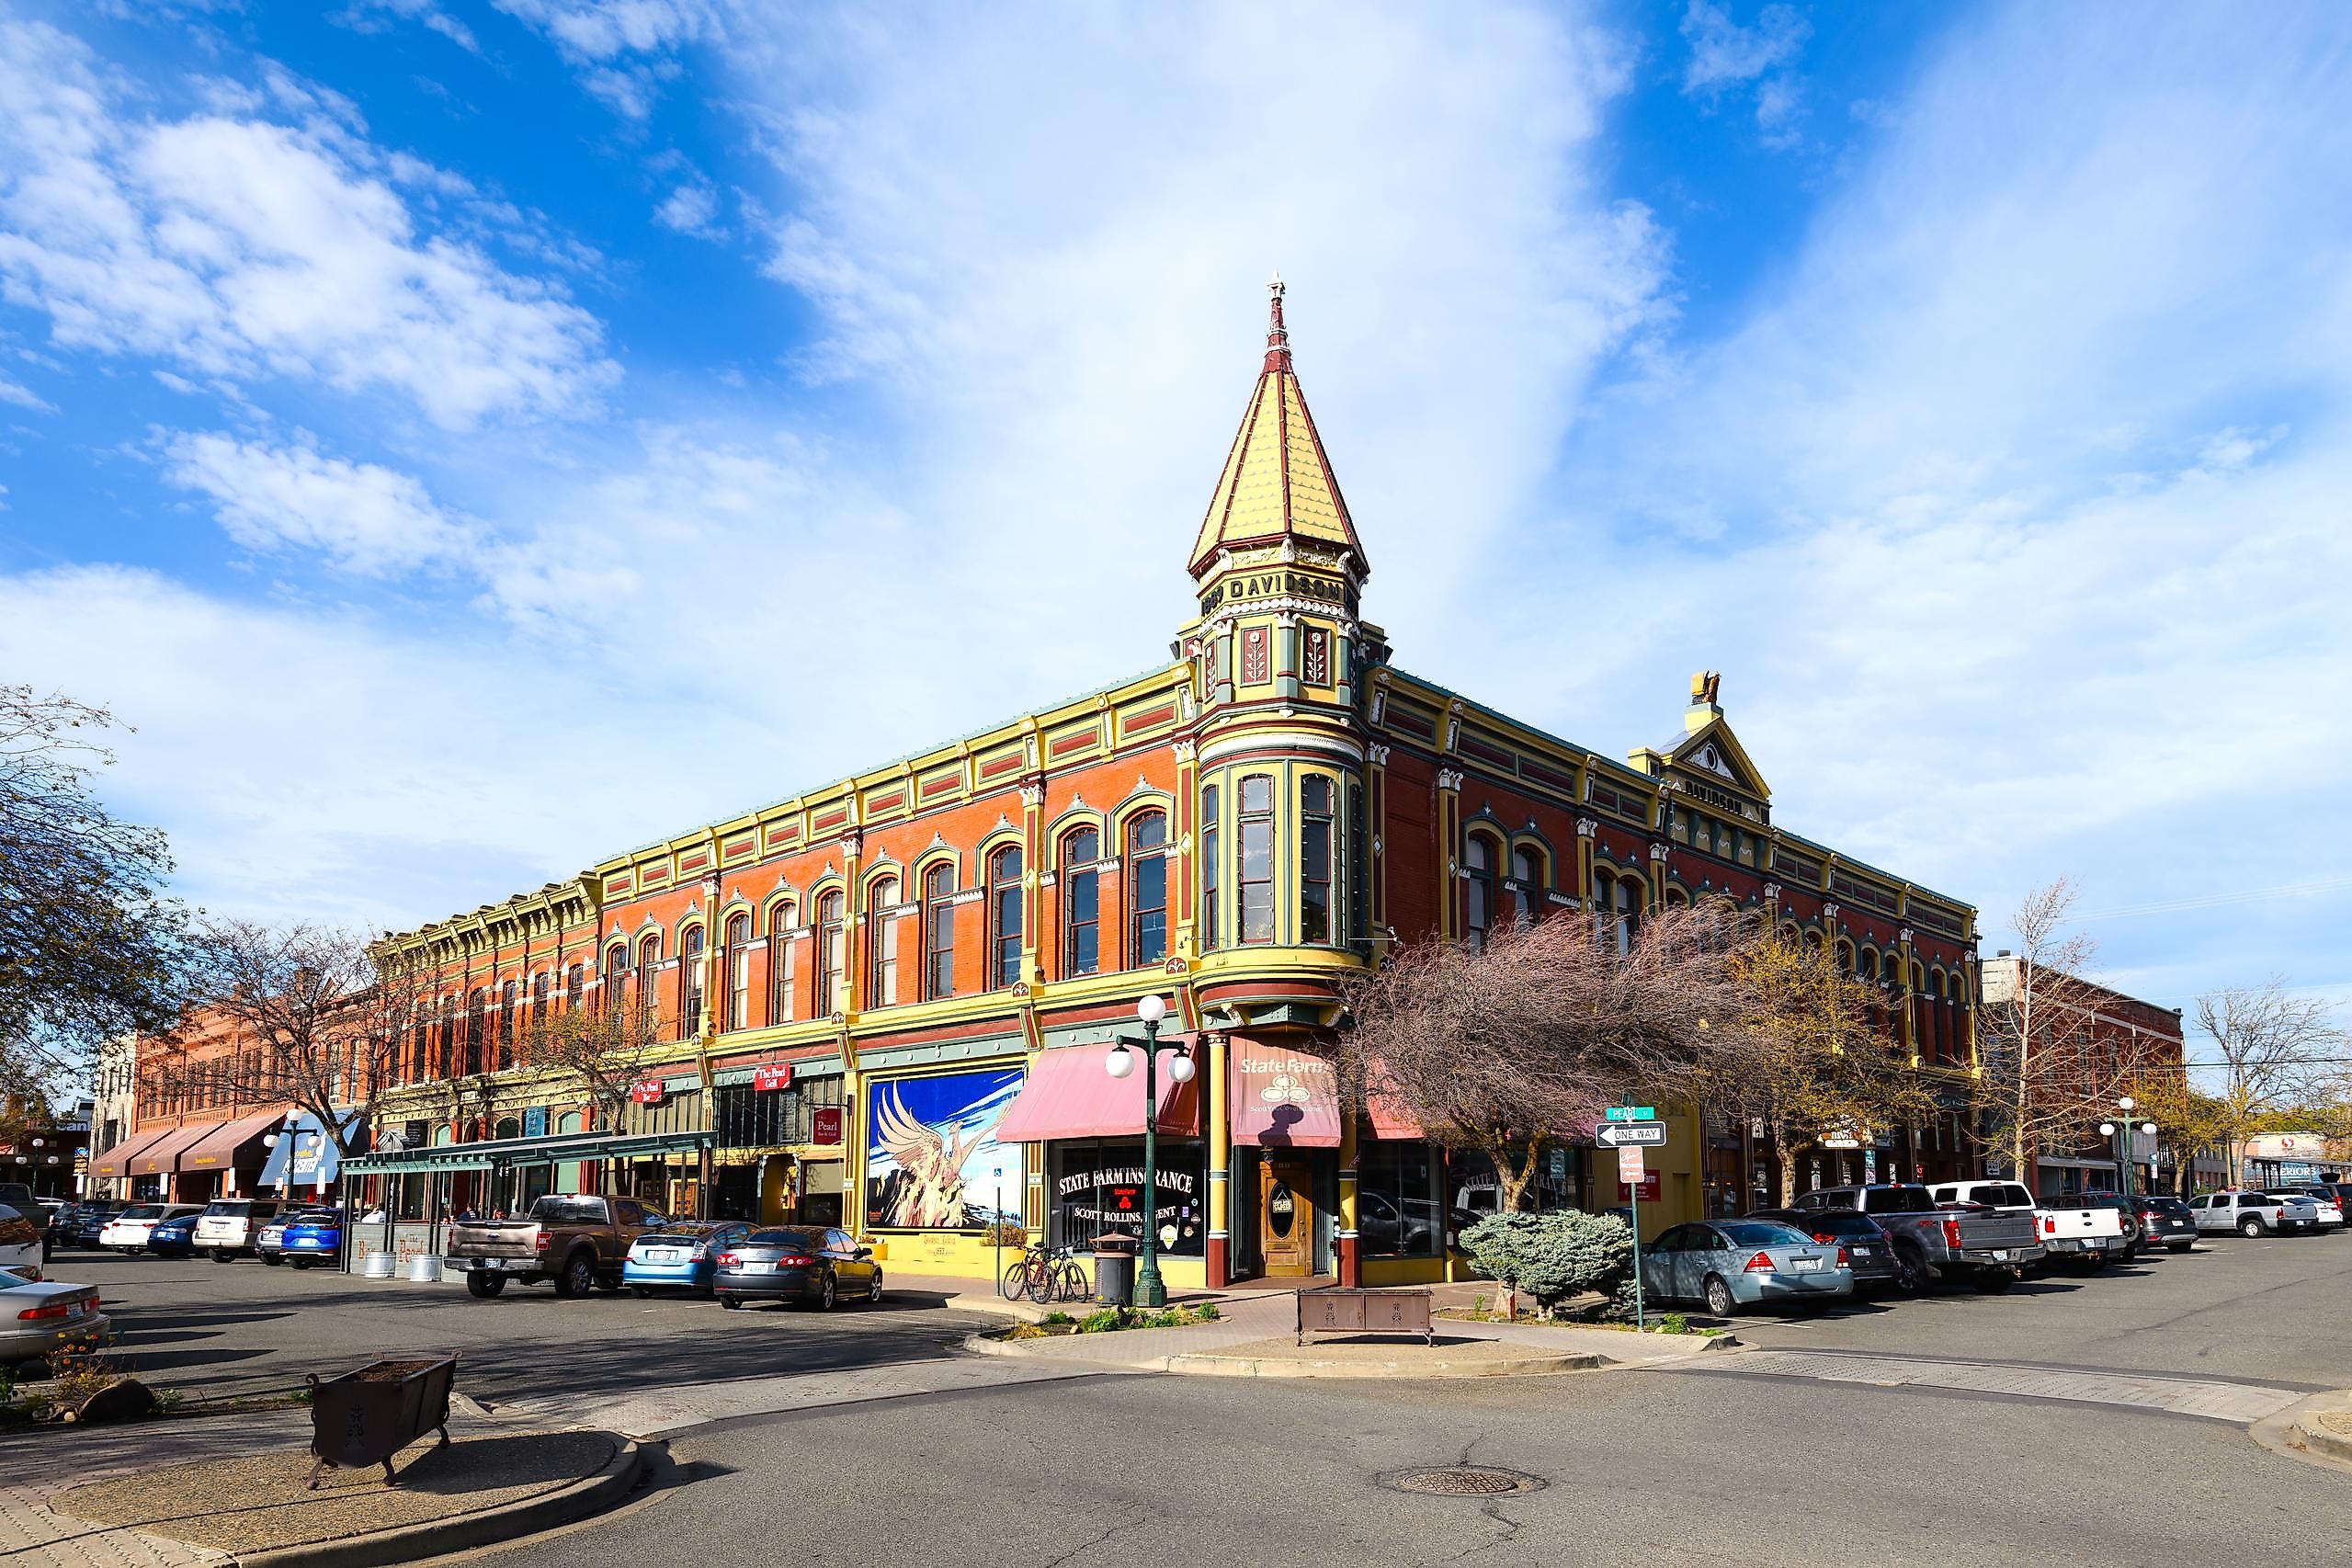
[994,1040,1199,1143]
[1230,1039,1342,1149]
[1363,1052,1424,1141]
[131,1122,210,1176]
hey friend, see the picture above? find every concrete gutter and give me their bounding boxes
[232,1434,642,1568]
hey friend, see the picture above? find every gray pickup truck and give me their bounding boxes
[448,1194,663,1300]
[1792,1184,2042,1294]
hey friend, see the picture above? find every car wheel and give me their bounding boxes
[2239,1217,2265,1238]
[1702,1274,1737,1318]
[817,1269,838,1312]
[719,1293,743,1309]
[553,1252,596,1299]
[869,1270,884,1305]
[466,1272,506,1299]
[262,1254,284,1267]
[1890,1246,1925,1296]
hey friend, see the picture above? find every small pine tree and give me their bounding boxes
[1460,1210,1634,1318]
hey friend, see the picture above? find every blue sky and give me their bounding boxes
[3,1,2347,1044]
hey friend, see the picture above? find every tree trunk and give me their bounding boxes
[1772,1128,1797,1206]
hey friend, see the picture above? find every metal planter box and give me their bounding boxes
[1296,1287,1434,1346]
[306,1355,458,1489]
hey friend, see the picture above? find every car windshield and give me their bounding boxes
[744,1228,819,1250]
[290,1211,341,1225]
[642,1223,722,1241]
[118,1205,162,1221]
[2142,1198,2188,1214]
[1719,1221,1812,1247]
[528,1197,607,1224]
[1973,1185,2034,1207]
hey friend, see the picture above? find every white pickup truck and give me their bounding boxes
[1931,1180,2125,1268]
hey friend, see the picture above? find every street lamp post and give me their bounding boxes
[2097,1096,2162,1207]
[1106,994,1193,1310]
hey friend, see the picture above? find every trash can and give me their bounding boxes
[1093,1233,1137,1307]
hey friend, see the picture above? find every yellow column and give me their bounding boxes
[1336,1103,1359,1286]
[1207,1031,1232,1285]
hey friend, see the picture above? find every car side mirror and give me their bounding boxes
[855,1246,873,1260]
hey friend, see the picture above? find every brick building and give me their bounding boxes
[245,283,1977,1286]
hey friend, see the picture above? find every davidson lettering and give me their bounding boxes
[1200,571,1350,614]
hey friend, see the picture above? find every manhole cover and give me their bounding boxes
[1380,1466,1545,1497]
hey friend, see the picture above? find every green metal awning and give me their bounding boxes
[341,1129,713,1177]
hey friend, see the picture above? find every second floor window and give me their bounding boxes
[1239,774,1275,943]
[725,913,751,1031]
[498,980,518,1068]
[1128,811,1168,968]
[1463,835,1495,952]
[989,845,1024,989]
[1062,828,1100,977]
[1200,786,1221,949]
[530,971,550,1033]
[565,963,585,1013]
[869,876,901,1006]
[769,903,797,1022]
[603,944,627,1016]
[637,934,663,1023]
[681,926,706,1036]
[464,989,485,1075]
[924,862,957,1000]
[817,892,846,1015]
[1300,778,1333,944]
[1511,846,1540,927]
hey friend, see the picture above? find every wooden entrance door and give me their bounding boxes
[1260,1161,1313,1277]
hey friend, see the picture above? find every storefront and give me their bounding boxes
[87,1125,173,1199]
[177,1108,288,1200]
[859,1059,1029,1278]
[702,1056,847,1225]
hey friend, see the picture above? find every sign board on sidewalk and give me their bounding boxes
[1604,1107,1658,1122]
[1597,1122,1668,1148]
[1617,1146,1646,1184]
[1617,1172,1662,1202]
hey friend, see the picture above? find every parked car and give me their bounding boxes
[99,1203,203,1254]
[0,1275,107,1366]
[1932,1180,2126,1268]
[449,1194,665,1299]
[2191,1190,2320,1236]
[278,1210,346,1268]
[0,1201,45,1279]
[193,1199,284,1262]
[1639,1220,1852,1316]
[2131,1195,2198,1252]
[2074,1194,2149,1259]
[57,1202,126,1249]
[1792,1185,2039,1292]
[145,1211,199,1258]
[2269,1187,2346,1228]
[624,1221,755,1297]
[1746,1208,1901,1294]
[714,1226,882,1311]
[256,1214,290,1266]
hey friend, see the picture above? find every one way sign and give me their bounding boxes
[1596,1122,1667,1148]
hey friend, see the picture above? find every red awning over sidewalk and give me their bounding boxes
[1229,1038,1342,1148]
[129,1122,210,1176]
[994,1040,1199,1143]
[87,1125,173,1181]
[179,1108,287,1176]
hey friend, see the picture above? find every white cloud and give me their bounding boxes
[653,177,721,237]
[159,430,478,574]
[0,17,616,429]
[0,369,51,411]
[493,0,718,117]
[1680,0,1807,93]
[334,0,482,53]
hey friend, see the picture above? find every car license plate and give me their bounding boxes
[2085,1238,2107,1249]
[472,1257,492,1268]
[1789,1256,1822,1272]
[739,1261,773,1273]
[651,1249,680,1263]
[1992,1250,2009,1260]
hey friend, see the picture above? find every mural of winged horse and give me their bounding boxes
[872,1085,971,1228]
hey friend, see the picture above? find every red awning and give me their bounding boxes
[994,1040,1199,1143]
[179,1108,287,1175]
[88,1125,173,1181]
[129,1122,210,1176]
[1230,1038,1342,1149]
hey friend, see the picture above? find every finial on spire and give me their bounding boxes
[1264,272,1291,372]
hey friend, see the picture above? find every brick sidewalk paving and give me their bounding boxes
[0,1411,304,1568]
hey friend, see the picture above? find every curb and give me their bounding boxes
[961,1332,1608,1380]
[232,1431,642,1568]
[2291,1399,2352,1466]
[2247,1392,2352,1480]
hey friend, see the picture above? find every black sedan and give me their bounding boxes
[2132,1195,2197,1252]
[1747,1208,1904,1294]
[714,1226,881,1311]
[56,1202,126,1250]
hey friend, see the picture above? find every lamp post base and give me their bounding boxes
[1135,1263,1167,1310]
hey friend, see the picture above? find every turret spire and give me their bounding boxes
[1264,273,1291,373]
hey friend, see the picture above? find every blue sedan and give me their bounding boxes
[146,1212,199,1258]
[624,1221,754,1296]
[277,1210,346,1269]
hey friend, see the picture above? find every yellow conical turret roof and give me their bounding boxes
[1187,278,1369,583]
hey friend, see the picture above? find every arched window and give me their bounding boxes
[1511,846,1541,927]
[1463,833,1496,952]
[603,943,628,1015]
[530,970,550,1034]
[498,979,518,1069]
[1062,830,1100,977]
[816,892,846,1015]
[680,925,706,1038]
[768,902,798,1022]
[1238,774,1276,944]
[464,989,485,1075]
[1300,778,1334,944]
[869,876,902,1006]
[1199,786,1221,950]
[988,846,1024,989]
[636,933,662,1025]
[922,864,956,1000]
[564,962,584,1013]
[1127,812,1169,968]
[1596,872,1638,955]
[724,913,751,1030]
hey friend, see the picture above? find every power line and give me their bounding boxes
[2075,876,2352,923]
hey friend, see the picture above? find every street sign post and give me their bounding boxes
[1596,1122,1668,1148]
[1619,1145,1647,1332]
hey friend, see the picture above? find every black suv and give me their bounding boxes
[2131,1194,2197,1253]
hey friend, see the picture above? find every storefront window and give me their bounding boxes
[1447,1146,1580,1240]
[1359,1141,1440,1257]
[1050,1141,1206,1256]
[711,1075,845,1148]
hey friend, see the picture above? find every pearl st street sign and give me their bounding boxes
[1596,1122,1668,1148]
[1603,1107,1658,1121]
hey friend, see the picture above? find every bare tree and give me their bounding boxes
[1338,903,1750,1214]
[512,986,666,1134]
[1973,879,2139,1181]
[1706,928,1940,1205]
[156,919,448,1159]
[2199,981,2349,1185]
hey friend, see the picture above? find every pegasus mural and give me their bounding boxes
[869,1084,977,1228]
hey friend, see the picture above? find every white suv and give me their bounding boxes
[2191,1190,2319,1237]
[192,1199,283,1262]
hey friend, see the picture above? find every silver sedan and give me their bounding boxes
[0,1276,108,1365]
[1640,1220,1854,1317]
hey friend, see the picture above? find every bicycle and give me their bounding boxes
[1000,1241,1092,1303]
